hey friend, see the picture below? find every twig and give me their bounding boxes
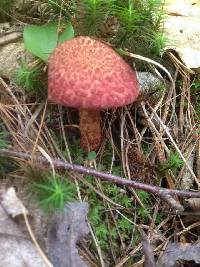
[0,149,200,199]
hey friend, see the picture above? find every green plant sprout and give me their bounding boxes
[112,0,166,57]
[29,170,76,212]
[74,0,114,36]
[159,151,184,175]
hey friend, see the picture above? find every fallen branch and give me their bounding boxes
[0,149,200,199]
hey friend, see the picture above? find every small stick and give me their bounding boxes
[0,149,200,199]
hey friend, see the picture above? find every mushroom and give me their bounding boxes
[48,36,139,152]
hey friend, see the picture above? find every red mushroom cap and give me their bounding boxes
[48,36,139,109]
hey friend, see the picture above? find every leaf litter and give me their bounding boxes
[0,186,91,267]
[0,187,48,267]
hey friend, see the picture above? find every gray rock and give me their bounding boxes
[0,42,32,80]
[137,71,165,94]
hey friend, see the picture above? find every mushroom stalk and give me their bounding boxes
[79,109,102,152]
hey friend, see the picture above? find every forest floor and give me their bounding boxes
[0,1,200,267]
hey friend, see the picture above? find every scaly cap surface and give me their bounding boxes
[48,36,139,109]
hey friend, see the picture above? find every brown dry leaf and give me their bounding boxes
[164,0,200,68]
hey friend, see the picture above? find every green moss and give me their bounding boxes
[26,167,76,213]
[46,0,167,58]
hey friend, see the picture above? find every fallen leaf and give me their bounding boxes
[0,203,48,267]
[157,242,200,267]
[164,0,200,68]
[1,187,28,217]
[165,0,200,17]
[47,202,90,267]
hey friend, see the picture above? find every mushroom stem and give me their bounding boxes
[79,109,102,152]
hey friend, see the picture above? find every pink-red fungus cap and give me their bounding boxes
[48,36,139,109]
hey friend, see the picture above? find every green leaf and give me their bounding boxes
[87,151,97,160]
[23,22,74,61]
